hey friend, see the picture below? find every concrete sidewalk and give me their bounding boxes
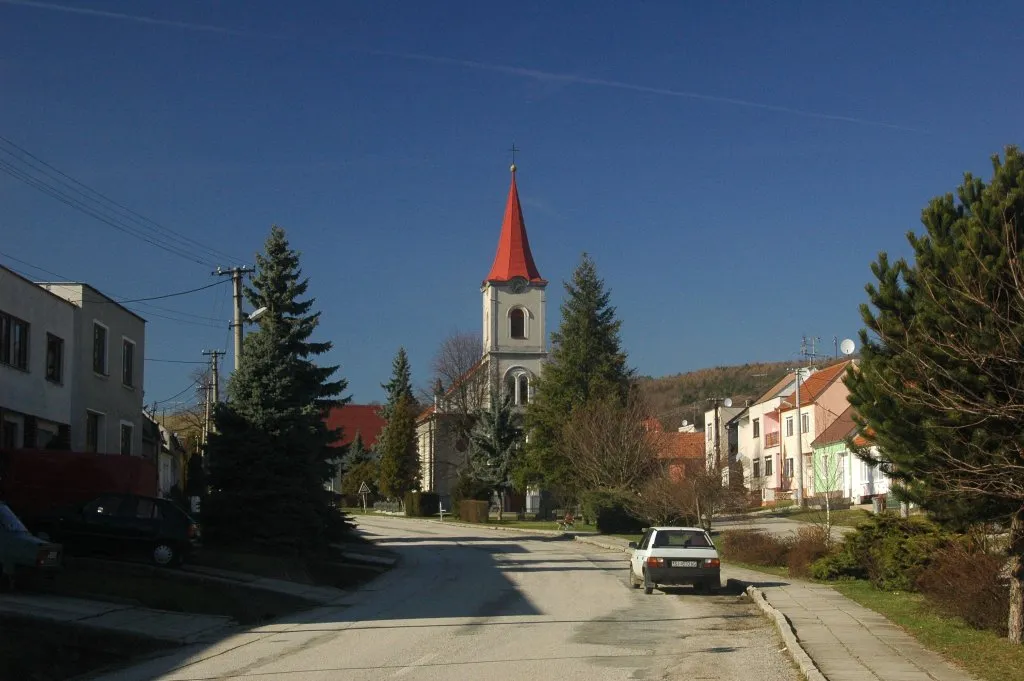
[0,593,233,644]
[575,534,978,681]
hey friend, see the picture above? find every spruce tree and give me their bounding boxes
[205,225,350,551]
[345,431,373,468]
[376,393,419,500]
[520,253,633,499]
[847,146,1024,641]
[469,392,523,520]
[380,347,414,420]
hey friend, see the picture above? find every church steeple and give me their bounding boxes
[484,165,546,285]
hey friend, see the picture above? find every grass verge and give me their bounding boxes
[723,559,790,579]
[833,580,1024,681]
[780,508,871,527]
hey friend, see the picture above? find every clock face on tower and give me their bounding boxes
[509,277,527,293]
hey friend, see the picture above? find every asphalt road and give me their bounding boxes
[100,516,799,681]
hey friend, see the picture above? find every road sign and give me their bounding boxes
[357,481,371,495]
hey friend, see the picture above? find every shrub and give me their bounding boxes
[451,470,491,515]
[459,500,489,523]
[810,513,950,590]
[787,526,830,578]
[719,530,791,567]
[917,542,1009,635]
[404,492,441,517]
[582,489,645,535]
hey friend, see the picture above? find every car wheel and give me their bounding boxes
[152,543,179,567]
[0,572,13,592]
[642,570,654,595]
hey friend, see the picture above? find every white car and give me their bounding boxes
[627,526,721,595]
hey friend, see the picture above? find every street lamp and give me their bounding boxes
[247,306,268,323]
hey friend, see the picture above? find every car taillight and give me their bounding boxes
[187,524,198,539]
[703,558,720,568]
[646,557,665,568]
[36,549,50,566]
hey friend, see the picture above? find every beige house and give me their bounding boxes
[417,165,548,504]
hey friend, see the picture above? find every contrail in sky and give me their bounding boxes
[0,0,266,37]
[2,1,924,133]
[370,50,925,133]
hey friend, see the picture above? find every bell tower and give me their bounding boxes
[481,163,547,406]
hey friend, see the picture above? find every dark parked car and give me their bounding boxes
[39,493,199,567]
[0,501,62,589]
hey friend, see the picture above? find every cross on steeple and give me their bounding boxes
[508,143,519,171]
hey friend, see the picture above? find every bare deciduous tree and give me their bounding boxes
[429,331,491,458]
[560,394,663,493]
[629,470,693,526]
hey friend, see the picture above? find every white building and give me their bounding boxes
[0,267,77,448]
[733,371,798,498]
[417,165,548,505]
[0,265,147,456]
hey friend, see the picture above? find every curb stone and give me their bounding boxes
[745,585,827,681]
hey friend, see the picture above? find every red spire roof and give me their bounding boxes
[485,168,545,285]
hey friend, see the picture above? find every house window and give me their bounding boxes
[0,311,29,370]
[93,322,108,375]
[764,456,773,476]
[1,415,22,449]
[86,411,103,453]
[46,334,64,383]
[753,460,761,478]
[784,457,794,478]
[120,422,133,456]
[510,308,526,339]
[801,413,810,434]
[707,428,713,441]
[752,418,760,438]
[122,339,135,387]
[785,416,794,437]
[518,374,529,405]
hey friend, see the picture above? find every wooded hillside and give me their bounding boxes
[637,361,793,431]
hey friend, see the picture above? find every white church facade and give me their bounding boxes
[416,164,548,506]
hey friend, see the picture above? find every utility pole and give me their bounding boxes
[214,266,255,372]
[202,350,224,438]
[794,368,804,508]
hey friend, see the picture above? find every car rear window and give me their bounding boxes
[652,530,712,548]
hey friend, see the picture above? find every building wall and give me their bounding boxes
[41,284,146,455]
[813,441,890,502]
[0,269,76,445]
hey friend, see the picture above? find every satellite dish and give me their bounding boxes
[840,338,856,356]
[681,419,688,426]
[723,398,733,408]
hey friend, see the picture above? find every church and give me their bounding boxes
[416,163,548,506]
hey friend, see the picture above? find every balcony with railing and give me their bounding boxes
[764,431,781,448]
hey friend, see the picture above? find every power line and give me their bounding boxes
[0,135,242,265]
[153,377,204,406]
[145,358,209,364]
[0,157,215,267]
[0,250,231,323]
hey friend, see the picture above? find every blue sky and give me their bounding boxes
[2,1,1023,410]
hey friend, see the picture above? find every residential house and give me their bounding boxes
[733,371,799,499]
[142,411,188,498]
[775,360,855,499]
[0,266,76,449]
[702,402,744,483]
[323,403,387,492]
[811,405,890,503]
[416,165,548,508]
[647,419,706,481]
[38,282,146,456]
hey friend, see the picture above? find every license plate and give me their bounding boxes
[48,551,59,561]
[671,560,698,568]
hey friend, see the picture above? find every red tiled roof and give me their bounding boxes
[484,169,546,285]
[779,361,853,412]
[324,404,386,449]
[811,405,858,448]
